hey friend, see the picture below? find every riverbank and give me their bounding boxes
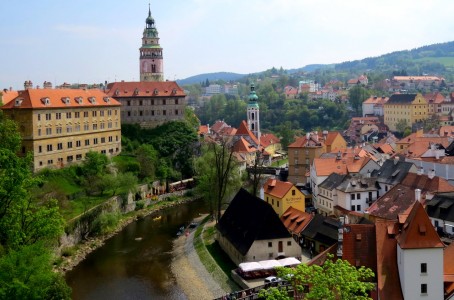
[171,215,228,300]
[57,197,198,274]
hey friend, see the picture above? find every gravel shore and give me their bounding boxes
[171,218,229,300]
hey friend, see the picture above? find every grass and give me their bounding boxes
[271,158,288,167]
[193,216,240,292]
[62,195,110,221]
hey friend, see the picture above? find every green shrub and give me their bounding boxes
[135,200,145,211]
[61,247,76,257]
[90,211,121,236]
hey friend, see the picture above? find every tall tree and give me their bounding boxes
[195,139,241,222]
[348,85,370,116]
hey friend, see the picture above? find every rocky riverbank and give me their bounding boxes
[57,197,197,274]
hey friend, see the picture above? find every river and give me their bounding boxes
[65,200,207,300]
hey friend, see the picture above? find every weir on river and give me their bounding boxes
[66,200,207,300]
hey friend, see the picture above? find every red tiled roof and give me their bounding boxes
[424,92,445,104]
[210,120,229,133]
[445,243,454,296]
[280,207,313,235]
[260,133,280,148]
[198,125,209,135]
[342,224,377,273]
[377,143,395,155]
[1,90,19,105]
[375,219,403,300]
[219,126,237,136]
[401,173,454,193]
[313,156,371,176]
[367,185,421,220]
[439,126,454,137]
[396,201,444,249]
[233,137,256,153]
[106,81,185,97]
[2,89,120,109]
[263,178,294,199]
[235,120,259,145]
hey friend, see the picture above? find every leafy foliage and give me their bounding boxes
[260,254,375,300]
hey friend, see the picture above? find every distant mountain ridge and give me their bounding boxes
[177,41,454,85]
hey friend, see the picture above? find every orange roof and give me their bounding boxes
[444,243,454,296]
[1,90,19,105]
[396,201,444,249]
[439,125,454,137]
[313,156,371,176]
[280,207,313,234]
[2,89,120,109]
[362,96,389,105]
[263,178,294,199]
[393,76,443,81]
[424,92,445,104]
[219,126,237,136]
[342,224,377,273]
[211,120,229,133]
[198,125,209,135]
[260,133,280,148]
[106,81,185,97]
[233,137,256,153]
[375,219,403,300]
[402,137,451,158]
[235,120,259,145]
[377,143,395,155]
[401,173,454,193]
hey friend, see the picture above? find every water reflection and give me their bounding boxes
[66,200,206,300]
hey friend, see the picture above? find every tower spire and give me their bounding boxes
[140,4,164,82]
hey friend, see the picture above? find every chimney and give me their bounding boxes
[415,189,421,202]
[24,80,33,90]
[394,156,399,165]
[367,170,371,178]
[417,167,424,175]
[428,169,435,179]
[43,81,52,89]
[435,150,440,160]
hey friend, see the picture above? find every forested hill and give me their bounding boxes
[176,72,246,85]
[333,41,454,76]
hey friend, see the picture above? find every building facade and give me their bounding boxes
[1,88,121,171]
[106,81,186,128]
[140,5,164,82]
[384,93,428,131]
[263,178,306,216]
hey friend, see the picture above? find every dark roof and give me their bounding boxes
[319,173,346,190]
[336,174,379,193]
[371,159,415,186]
[387,94,417,104]
[217,188,291,256]
[426,192,454,222]
[300,214,339,246]
[366,184,417,220]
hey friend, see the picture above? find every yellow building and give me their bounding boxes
[1,88,121,171]
[263,178,305,216]
[287,131,346,184]
[384,93,428,132]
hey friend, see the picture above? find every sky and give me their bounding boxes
[1,0,453,90]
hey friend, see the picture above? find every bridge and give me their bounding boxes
[246,166,288,181]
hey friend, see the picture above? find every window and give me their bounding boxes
[66,112,71,119]
[56,127,62,134]
[93,138,98,145]
[93,124,98,130]
[356,205,361,211]
[268,242,272,247]
[357,193,360,199]
[56,112,62,120]
[108,122,112,128]
[163,99,166,105]
[163,110,166,115]
[108,110,112,116]
[85,139,90,146]
[76,140,81,147]
[100,123,105,129]
[351,194,355,200]
[421,263,427,274]
[75,112,80,118]
[421,284,427,295]
[38,146,42,153]
[76,154,82,160]
[67,142,73,149]
[351,205,355,211]
[100,110,104,117]
[57,143,63,150]
[84,112,88,117]
[101,137,105,143]
[292,190,296,196]
[272,199,274,205]
[47,159,53,165]
[75,125,80,132]
[47,144,52,152]
[37,114,41,121]
[108,136,113,142]
[175,109,178,115]
[84,124,89,131]
[287,241,292,246]
[38,128,41,136]
[46,128,52,135]
[277,201,279,207]
[67,156,73,162]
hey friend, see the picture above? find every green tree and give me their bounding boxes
[81,151,108,177]
[260,255,375,300]
[195,139,241,222]
[136,144,158,181]
[0,243,71,299]
[395,119,410,134]
[348,85,370,116]
[278,121,294,150]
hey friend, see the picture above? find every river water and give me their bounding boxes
[65,200,207,300]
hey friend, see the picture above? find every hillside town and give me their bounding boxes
[1,4,454,300]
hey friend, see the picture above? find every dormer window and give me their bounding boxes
[154,88,159,95]
[115,89,120,96]
[103,97,110,103]
[134,88,139,96]
[75,97,83,104]
[61,97,70,105]
[41,97,50,105]
[88,97,96,104]
[172,88,177,94]
[14,98,23,106]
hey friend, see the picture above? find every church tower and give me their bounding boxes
[247,84,260,141]
[140,4,164,82]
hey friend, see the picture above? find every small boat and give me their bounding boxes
[153,215,162,221]
[135,237,143,241]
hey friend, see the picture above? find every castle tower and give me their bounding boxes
[247,83,260,141]
[139,4,164,82]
